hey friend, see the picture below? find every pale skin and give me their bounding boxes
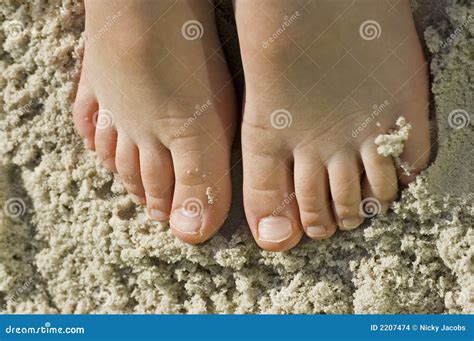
[74,0,430,252]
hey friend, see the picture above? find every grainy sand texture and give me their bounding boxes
[0,0,473,314]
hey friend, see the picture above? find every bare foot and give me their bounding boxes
[235,0,430,251]
[73,0,237,244]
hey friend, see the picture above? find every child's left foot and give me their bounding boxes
[73,1,237,244]
[235,0,430,251]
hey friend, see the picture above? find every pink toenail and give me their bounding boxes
[258,216,293,243]
[148,209,169,221]
[170,207,202,234]
[341,217,363,229]
[306,225,327,238]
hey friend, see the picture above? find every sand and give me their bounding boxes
[0,0,472,314]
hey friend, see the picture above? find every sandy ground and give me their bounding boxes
[0,0,472,314]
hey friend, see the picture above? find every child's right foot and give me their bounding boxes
[73,0,237,244]
[235,0,430,251]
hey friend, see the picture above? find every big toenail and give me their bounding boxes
[170,208,202,234]
[306,225,327,238]
[341,217,363,229]
[129,194,145,205]
[258,216,293,243]
[148,209,169,221]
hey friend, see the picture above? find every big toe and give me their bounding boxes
[169,137,232,244]
[242,144,303,251]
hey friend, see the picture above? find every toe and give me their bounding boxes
[95,124,118,173]
[398,110,431,185]
[293,152,337,239]
[115,132,146,205]
[139,142,174,222]
[243,150,303,251]
[169,138,232,244]
[328,153,364,230]
[72,71,97,150]
[360,143,398,214]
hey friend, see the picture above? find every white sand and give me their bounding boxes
[0,0,472,313]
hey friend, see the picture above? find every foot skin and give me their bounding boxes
[235,0,430,251]
[73,0,237,243]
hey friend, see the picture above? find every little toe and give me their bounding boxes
[243,151,303,251]
[139,142,174,222]
[115,132,146,205]
[328,153,364,230]
[169,139,232,244]
[72,72,97,150]
[398,113,431,185]
[293,152,337,239]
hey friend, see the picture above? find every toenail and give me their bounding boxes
[147,209,169,221]
[258,216,293,243]
[170,207,202,235]
[129,194,145,205]
[341,217,363,230]
[306,225,327,238]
